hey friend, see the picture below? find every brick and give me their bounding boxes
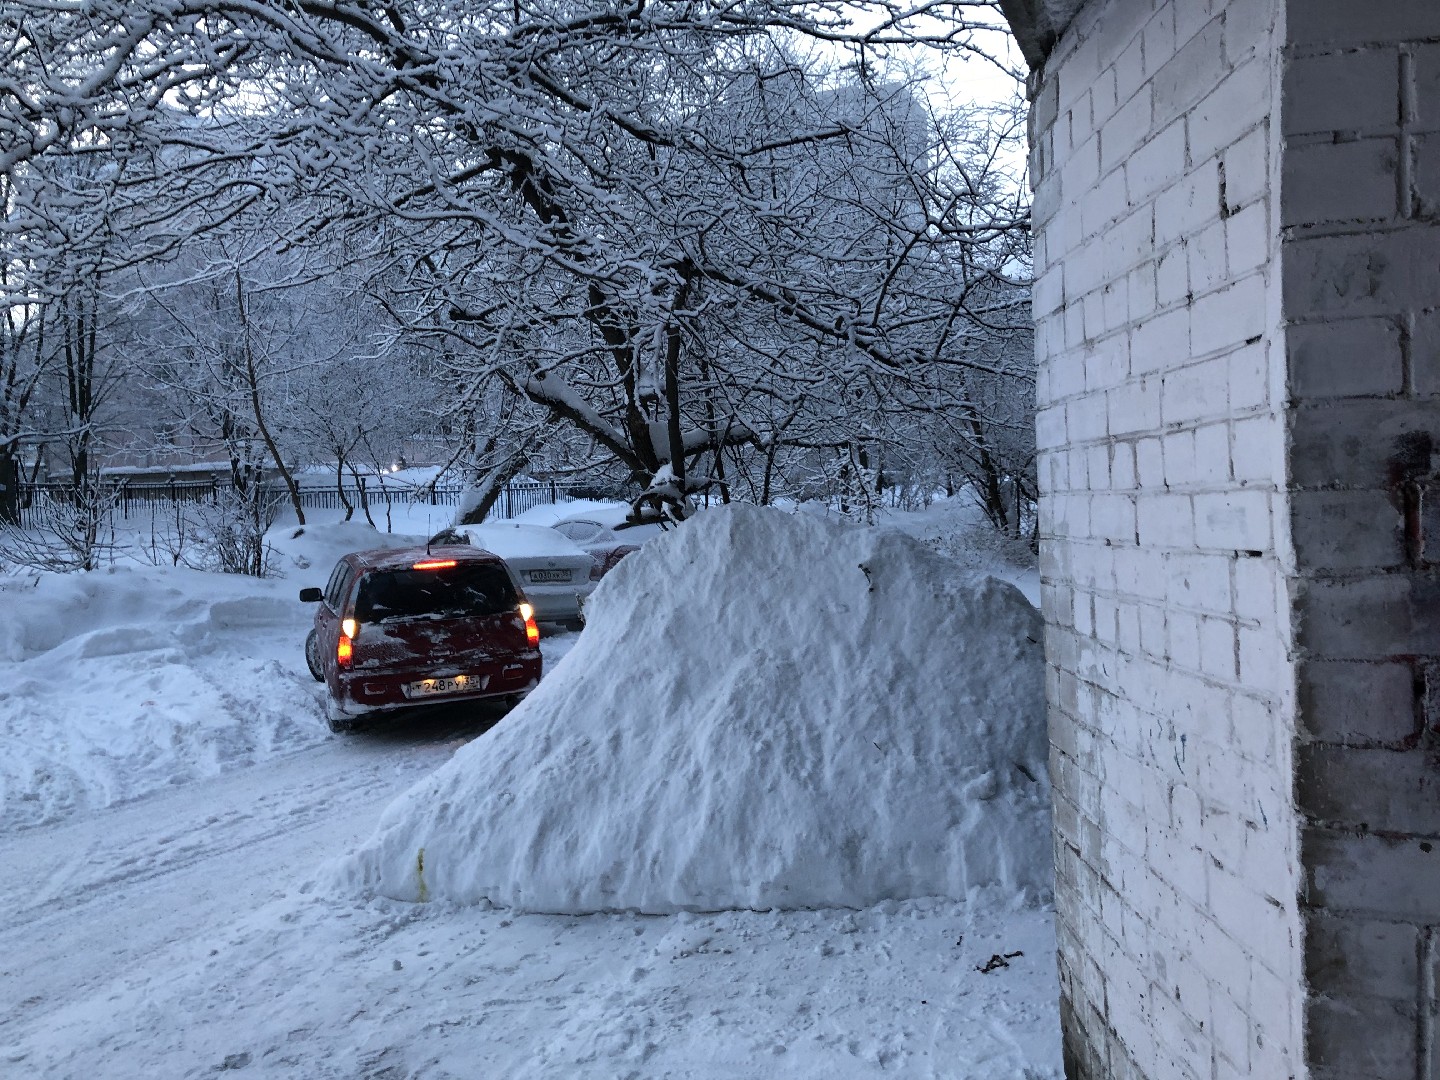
[1199,615,1237,677]
[1033,265,1066,317]
[1136,436,1165,488]
[1306,913,1419,1005]
[1288,2,1440,49]
[1299,743,1440,834]
[1113,31,1147,105]
[1085,338,1130,392]
[1227,339,1272,411]
[1288,317,1404,398]
[1127,263,1159,321]
[1195,490,1272,549]
[1288,399,1440,489]
[1220,125,1270,212]
[1229,691,1278,764]
[1112,441,1138,489]
[1037,404,1068,450]
[1284,49,1401,136]
[1222,0,1277,68]
[1412,308,1440,396]
[1126,119,1188,206]
[1291,489,1405,571]
[1210,984,1252,1075]
[1414,44,1440,133]
[1284,227,1440,319]
[1283,137,1399,227]
[1155,245,1189,308]
[1154,170,1216,248]
[1152,17,1227,126]
[1193,421,1231,484]
[1108,377,1162,437]
[1141,5,1177,78]
[1307,994,1417,1080]
[1068,393,1111,443]
[1101,85,1157,174]
[1191,273,1268,357]
[1103,205,1159,282]
[1233,552,1280,622]
[1185,219,1230,296]
[1411,132,1440,220]
[1224,199,1270,275]
[1131,307,1191,373]
[1296,575,1423,659]
[1138,492,1196,548]
[1190,58,1272,161]
[1299,659,1419,745]
[1230,413,1282,482]
[1163,361,1230,427]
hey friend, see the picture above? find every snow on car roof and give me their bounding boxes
[460,522,590,560]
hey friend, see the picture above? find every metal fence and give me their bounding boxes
[11,477,594,530]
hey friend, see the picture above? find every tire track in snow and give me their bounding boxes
[0,719,482,1020]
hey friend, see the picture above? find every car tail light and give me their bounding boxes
[588,557,605,582]
[337,633,353,668]
[412,559,457,570]
[519,602,540,647]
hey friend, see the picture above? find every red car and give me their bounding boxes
[300,542,542,732]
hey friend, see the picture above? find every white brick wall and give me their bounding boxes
[1031,0,1303,1076]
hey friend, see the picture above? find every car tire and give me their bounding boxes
[304,630,325,682]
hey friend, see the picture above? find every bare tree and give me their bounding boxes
[3,0,1031,529]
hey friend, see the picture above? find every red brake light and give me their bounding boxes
[519,602,540,647]
[412,559,457,570]
[337,634,353,667]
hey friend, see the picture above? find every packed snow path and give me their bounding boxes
[0,712,1060,1079]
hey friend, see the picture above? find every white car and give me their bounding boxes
[461,523,596,628]
[550,508,670,580]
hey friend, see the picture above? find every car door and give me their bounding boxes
[315,559,354,683]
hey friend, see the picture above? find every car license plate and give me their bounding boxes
[529,569,572,583]
[405,674,487,698]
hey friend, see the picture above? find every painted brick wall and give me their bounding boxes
[1030,0,1304,1076]
[1284,7,1440,1079]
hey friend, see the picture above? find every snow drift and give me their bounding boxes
[338,504,1049,913]
[0,565,324,831]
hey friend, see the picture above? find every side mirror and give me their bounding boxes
[299,587,323,603]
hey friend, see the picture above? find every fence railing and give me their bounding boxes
[10,477,594,531]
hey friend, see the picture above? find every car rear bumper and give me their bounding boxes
[331,653,542,715]
[521,588,592,623]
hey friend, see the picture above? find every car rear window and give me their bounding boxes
[355,563,518,622]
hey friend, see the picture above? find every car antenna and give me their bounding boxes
[425,527,469,553]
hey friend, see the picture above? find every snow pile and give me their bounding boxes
[0,566,325,831]
[338,504,1049,913]
[266,519,422,579]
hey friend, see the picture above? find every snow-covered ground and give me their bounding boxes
[0,496,1060,1078]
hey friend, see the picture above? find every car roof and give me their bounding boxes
[460,523,589,559]
[345,543,507,572]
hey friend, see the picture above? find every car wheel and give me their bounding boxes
[304,630,325,682]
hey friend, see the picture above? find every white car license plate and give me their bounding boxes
[405,674,486,698]
[529,569,572,583]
